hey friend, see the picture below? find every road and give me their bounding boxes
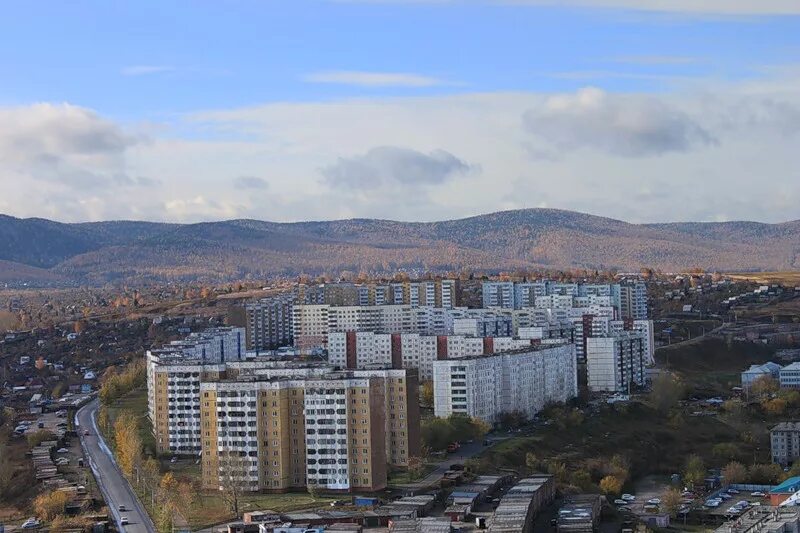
[76,399,155,533]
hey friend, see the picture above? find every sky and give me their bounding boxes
[0,1,798,224]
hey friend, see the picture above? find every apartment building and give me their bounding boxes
[585,331,648,393]
[199,367,420,493]
[432,344,577,424]
[146,327,246,454]
[244,294,294,351]
[771,422,800,466]
[620,280,648,320]
[327,331,540,380]
[300,280,458,308]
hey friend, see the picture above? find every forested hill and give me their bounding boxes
[0,209,798,285]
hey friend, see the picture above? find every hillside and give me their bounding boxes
[0,209,798,285]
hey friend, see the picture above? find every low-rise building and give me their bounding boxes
[742,361,782,391]
[780,362,800,390]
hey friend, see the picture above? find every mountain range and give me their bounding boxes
[1,209,798,286]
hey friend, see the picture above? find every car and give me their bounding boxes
[705,501,720,508]
[726,507,741,515]
[735,500,749,509]
[751,491,766,497]
[120,517,129,525]
[647,498,661,505]
[21,518,41,529]
[170,457,178,463]
[751,501,761,506]
[118,505,127,512]
[618,506,632,513]
[727,488,740,494]
[621,494,636,501]
[614,499,628,505]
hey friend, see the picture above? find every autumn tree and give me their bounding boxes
[219,452,248,518]
[662,488,683,517]
[712,443,740,462]
[750,375,779,400]
[34,490,70,521]
[683,455,706,488]
[722,461,748,484]
[599,475,623,495]
[763,398,788,416]
[650,373,685,414]
[420,381,434,408]
[114,410,142,478]
[748,463,783,484]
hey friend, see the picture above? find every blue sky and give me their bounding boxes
[0,0,798,223]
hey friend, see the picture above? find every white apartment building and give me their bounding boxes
[146,327,245,454]
[433,344,578,424]
[244,294,294,351]
[586,331,648,393]
[771,422,800,466]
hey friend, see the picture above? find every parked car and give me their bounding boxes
[614,499,628,505]
[647,498,661,505]
[120,517,129,525]
[727,488,740,494]
[21,518,41,529]
[621,494,636,501]
[751,491,766,497]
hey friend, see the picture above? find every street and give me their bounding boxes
[75,399,155,533]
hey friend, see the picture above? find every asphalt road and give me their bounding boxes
[76,399,155,533]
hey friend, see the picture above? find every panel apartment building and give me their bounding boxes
[481,280,648,320]
[298,280,458,308]
[199,367,420,493]
[432,344,578,425]
[147,328,420,492]
[585,331,649,393]
[327,331,543,380]
[244,294,294,351]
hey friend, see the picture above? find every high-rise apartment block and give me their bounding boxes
[244,294,294,351]
[432,344,578,424]
[481,280,648,320]
[147,328,420,493]
[585,331,648,393]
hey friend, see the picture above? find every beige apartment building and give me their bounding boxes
[198,368,420,493]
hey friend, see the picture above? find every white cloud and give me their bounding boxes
[304,70,449,87]
[321,146,473,188]
[523,87,716,157]
[121,65,175,76]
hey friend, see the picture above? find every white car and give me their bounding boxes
[21,518,41,529]
[727,507,741,515]
[621,494,636,501]
[751,491,766,497]
[727,488,740,494]
[647,498,661,505]
[614,499,628,505]
[705,500,721,508]
[120,517,129,525]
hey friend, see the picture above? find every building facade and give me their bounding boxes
[771,422,800,466]
[585,331,648,393]
[432,344,577,424]
[244,294,294,351]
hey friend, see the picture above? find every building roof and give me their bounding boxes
[782,362,800,371]
[772,422,800,433]
[771,476,800,494]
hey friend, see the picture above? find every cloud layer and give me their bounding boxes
[1,76,798,224]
